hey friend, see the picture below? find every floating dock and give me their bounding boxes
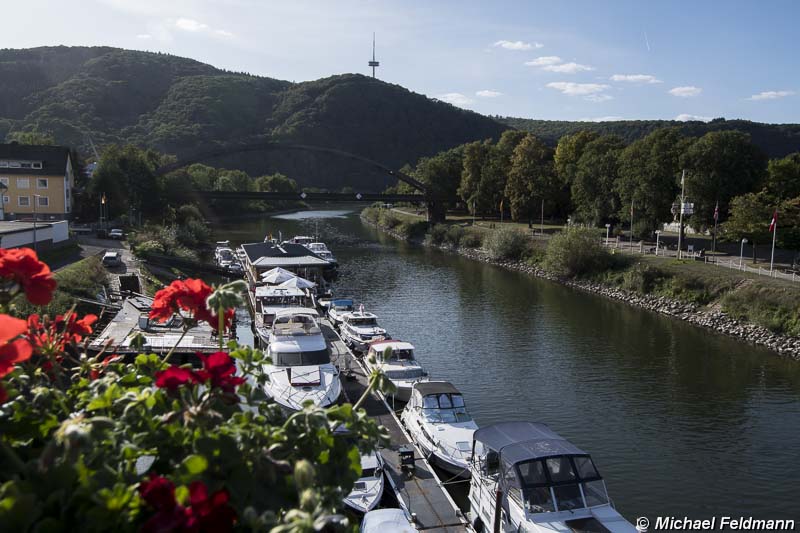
[323,321,469,532]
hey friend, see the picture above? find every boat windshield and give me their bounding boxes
[274,348,330,366]
[350,317,378,326]
[381,348,414,361]
[421,393,472,423]
[509,455,609,514]
[334,304,353,311]
[218,249,233,261]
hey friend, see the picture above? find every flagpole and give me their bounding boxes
[677,169,686,260]
[770,217,777,272]
[712,201,719,255]
[629,200,634,249]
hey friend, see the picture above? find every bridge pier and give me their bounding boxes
[426,200,446,224]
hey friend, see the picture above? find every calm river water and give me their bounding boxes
[217,207,800,523]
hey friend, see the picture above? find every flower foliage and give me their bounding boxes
[0,249,388,532]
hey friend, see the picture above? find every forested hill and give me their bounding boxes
[0,46,507,191]
[499,117,800,158]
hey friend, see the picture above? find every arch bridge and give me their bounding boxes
[154,141,445,221]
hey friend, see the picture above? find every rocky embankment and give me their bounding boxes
[363,215,800,360]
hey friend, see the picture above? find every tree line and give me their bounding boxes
[390,128,800,248]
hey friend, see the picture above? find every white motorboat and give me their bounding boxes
[364,340,426,402]
[340,310,389,353]
[360,509,416,533]
[252,286,312,345]
[327,298,354,328]
[308,242,338,265]
[400,381,477,478]
[282,235,314,247]
[262,310,341,411]
[468,421,637,533]
[343,452,385,514]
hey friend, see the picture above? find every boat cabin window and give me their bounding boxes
[421,393,471,423]
[511,455,608,514]
[218,250,233,261]
[350,317,377,326]
[274,315,315,327]
[334,303,353,311]
[274,348,330,366]
[380,348,414,361]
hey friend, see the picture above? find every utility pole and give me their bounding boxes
[677,169,686,260]
[540,197,544,236]
[629,200,634,249]
[368,33,380,78]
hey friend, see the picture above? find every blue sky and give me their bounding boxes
[6,0,799,123]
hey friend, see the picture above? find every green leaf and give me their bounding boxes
[347,447,361,476]
[175,485,189,506]
[86,397,111,411]
[182,454,208,475]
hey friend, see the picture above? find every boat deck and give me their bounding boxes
[323,321,468,532]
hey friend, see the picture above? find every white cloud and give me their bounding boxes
[546,82,610,96]
[610,74,662,84]
[136,33,152,40]
[494,40,543,51]
[585,94,613,102]
[476,90,503,98]
[579,116,624,122]
[748,90,795,101]
[214,29,235,38]
[542,62,594,73]
[175,18,208,32]
[525,56,562,67]
[437,93,474,107]
[669,86,702,97]
[675,114,712,122]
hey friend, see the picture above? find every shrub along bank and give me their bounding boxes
[362,207,800,354]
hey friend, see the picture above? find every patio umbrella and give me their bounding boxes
[278,276,316,289]
[260,267,297,284]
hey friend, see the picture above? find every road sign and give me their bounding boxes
[300,192,307,199]
[356,193,362,200]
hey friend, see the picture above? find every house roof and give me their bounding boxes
[0,143,70,176]
[242,242,328,267]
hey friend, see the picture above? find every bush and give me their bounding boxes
[721,284,800,335]
[425,224,449,246]
[621,263,664,293]
[396,220,428,240]
[460,228,484,248]
[485,227,529,261]
[445,225,465,247]
[543,227,612,277]
[378,209,401,229]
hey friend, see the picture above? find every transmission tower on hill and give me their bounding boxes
[368,32,380,78]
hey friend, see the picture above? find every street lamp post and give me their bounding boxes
[33,194,39,253]
[740,238,748,269]
[605,223,611,244]
[0,181,7,221]
[655,230,661,256]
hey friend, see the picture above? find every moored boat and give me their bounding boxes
[327,298,355,328]
[400,381,477,478]
[340,310,389,352]
[262,309,341,411]
[468,421,636,532]
[363,340,426,402]
[252,286,312,345]
[360,509,416,533]
[343,451,385,514]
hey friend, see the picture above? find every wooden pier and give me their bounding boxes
[323,322,469,532]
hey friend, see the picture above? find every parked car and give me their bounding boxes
[109,229,125,240]
[102,251,123,267]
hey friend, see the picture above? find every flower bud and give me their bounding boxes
[294,459,315,490]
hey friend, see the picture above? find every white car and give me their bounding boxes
[109,229,125,240]
[102,251,123,267]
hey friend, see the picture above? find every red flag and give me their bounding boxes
[713,202,719,222]
[769,210,777,232]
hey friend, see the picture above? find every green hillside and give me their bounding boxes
[0,46,507,191]
[499,117,800,158]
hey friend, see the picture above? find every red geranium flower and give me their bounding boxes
[140,475,177,511]
[90,353,123,380]
[0,314,33,378]
[195,352,246,393]
[154,366,199,391]
[25,312,97,357]
[149,279,232,332]
[139,476,236,533]
[0,247,56,305]
[185,481,236,533]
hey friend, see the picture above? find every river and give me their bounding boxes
[216,207,800,524]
